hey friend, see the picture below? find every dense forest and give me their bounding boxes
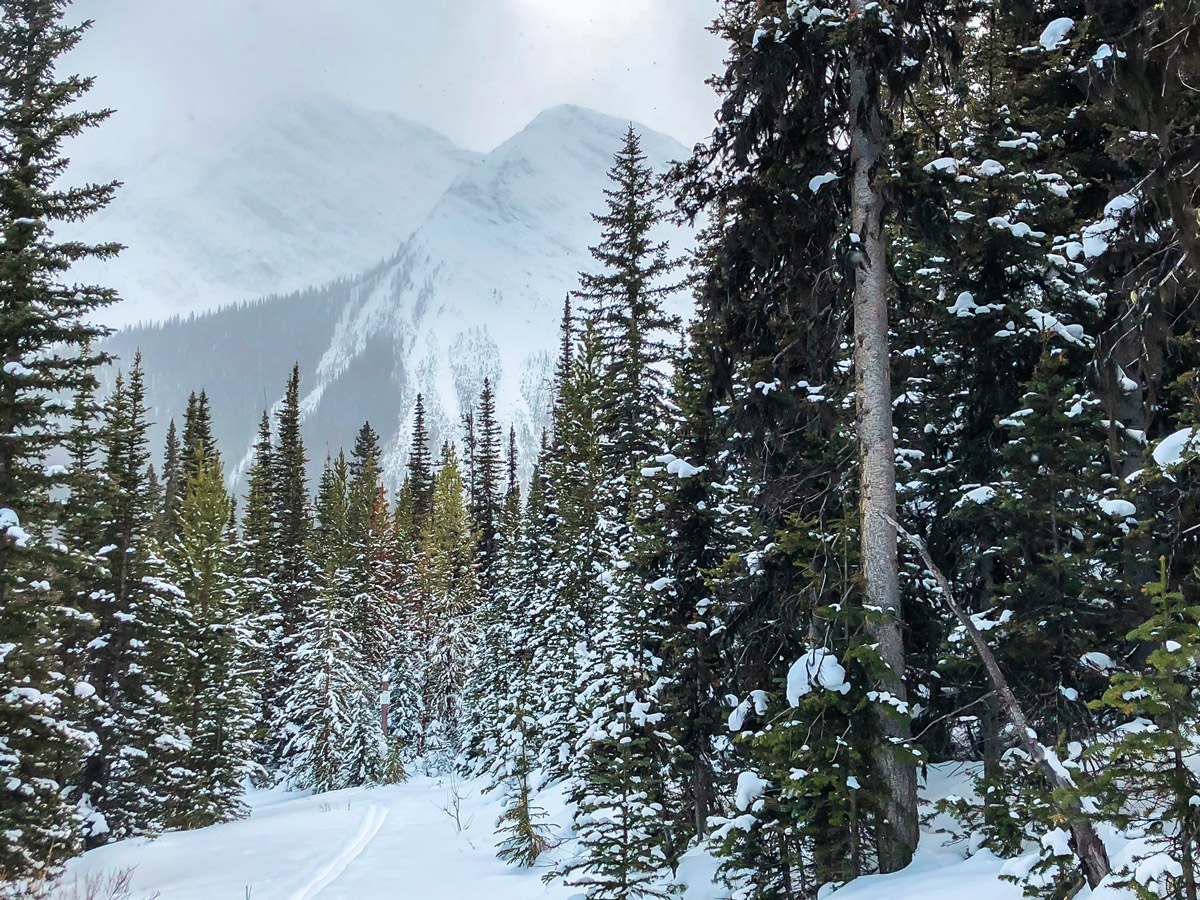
[2,1,1199,899]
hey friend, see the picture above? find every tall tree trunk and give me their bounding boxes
[847,0,919,872]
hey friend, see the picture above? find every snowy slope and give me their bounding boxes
[105,105,691,485]
[68,94,481,326]
[52,766,1047,900]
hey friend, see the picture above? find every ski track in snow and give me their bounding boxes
[288,802,388,900]
[53,766,1056,900]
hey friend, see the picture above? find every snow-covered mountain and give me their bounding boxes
[103,102,691,486]
[70,95,482,326]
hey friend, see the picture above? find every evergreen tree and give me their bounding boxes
[470,379,504,593]
[415,447,478,772]
[158,418,182,541]
[241,410,280,761]
[576,125,682,481]
[408,394,435,532]
[1090,560,1200,900]
[163,439,255,828]
[0,0,121,881]
[270,365,316,768]
[180,389,214,483]
[530,319,608,777]
[558,487,676,900]
[78,359,191,846]
[273,365,311,634]
[282,455,355,792]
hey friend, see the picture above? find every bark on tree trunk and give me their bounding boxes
[888,515,1112,889]
[847,0,919,873]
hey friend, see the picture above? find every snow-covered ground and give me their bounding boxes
[55,764,1132,900]
[57,775,575,900]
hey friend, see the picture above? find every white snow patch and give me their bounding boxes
[1098,498,1136,518]
[947,292,981,318]
[1081,651,1116,671]
[1039,18,1075,50]
[787,648,851,705]
[809,172,839,193]
[1152,427,1200,468]
[734,771,771,811]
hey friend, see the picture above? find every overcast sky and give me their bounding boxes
[67,0,727,153]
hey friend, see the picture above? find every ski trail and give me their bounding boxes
[288,802,388,900]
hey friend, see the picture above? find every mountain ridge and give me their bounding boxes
[102,100,692,488]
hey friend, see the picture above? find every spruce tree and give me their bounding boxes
[163,438,255,828]
[0,0,121,880]
[180,389,214,483]
[1090,560,1200,900]
[273,365,311,636]
[415,446,478,772]
[283,455,357,792]
[158,418,182,541]
[470,379,503,593]
[576,125,682,482]
[241,410,280,761]
[79,359,191,846]
[531,319,608,777]
[408,394,434,532]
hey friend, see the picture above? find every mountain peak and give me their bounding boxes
[104,99,695,492]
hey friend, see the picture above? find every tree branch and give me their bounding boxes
[882,512,1111,888]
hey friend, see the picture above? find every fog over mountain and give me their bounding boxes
[100,99,691,486]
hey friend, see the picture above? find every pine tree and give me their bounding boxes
[273,365,311,634]
[241,410,280,762]
[163,438,255,828]
[0,0,122,881]
[415,447,478,772]
[638,332,737,848]
[56,345,107,812]
[1090,560,1200,900]
[491,684,552,867]
[667,0,986,873]
[342,425,399,786]
[158,418,182,541]
[531,319,608,777]
[282,455,356,792]
[269,364,317,770]
[557,558,675,899]
[347,422,395,672]
[79,359,192,845]
[180,389,215,483]
[576,125,682,482]
[408,394,435,532]
[470,379,504,593]
[463,428,523,768]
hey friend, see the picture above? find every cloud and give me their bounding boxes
[66,0,723,152]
